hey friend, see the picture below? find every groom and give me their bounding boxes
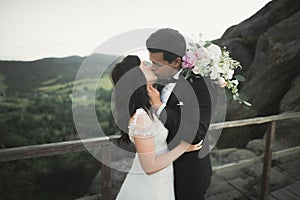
[146,28,213,200]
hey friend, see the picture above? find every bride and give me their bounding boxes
[111,55,203,200]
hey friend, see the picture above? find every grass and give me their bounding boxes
[36,74,113,94]
[41,75,64,86]
[37,82,72,92]
[98,75,113,90]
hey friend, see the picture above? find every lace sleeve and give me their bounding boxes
[129,108,155,137]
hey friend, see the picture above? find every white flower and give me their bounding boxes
[232,86,238,94]
[196,57,210,68]
[210,64,220,80]
[221,64,234,79]
[232,80,239,86]
[207,44,222,62]
[192,66,202,75]
[192,65,210,77]
[229,72,234,80]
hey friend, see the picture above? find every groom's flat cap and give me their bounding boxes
[146,28,186,57]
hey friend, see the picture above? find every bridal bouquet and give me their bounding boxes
[182,35,251,106]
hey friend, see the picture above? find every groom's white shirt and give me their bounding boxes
[157,69,182,116]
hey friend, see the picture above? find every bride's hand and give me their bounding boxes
[147,83,162,110]
[180,140,203,152]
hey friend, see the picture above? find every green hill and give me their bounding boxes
[0,54,121,94]
[0,53,122,148]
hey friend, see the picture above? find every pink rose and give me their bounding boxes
[182,51,197,68]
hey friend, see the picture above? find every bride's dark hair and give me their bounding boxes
[111,55,153,143]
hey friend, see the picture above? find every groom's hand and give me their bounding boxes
[147,83,163,111]
[181,140,203,152]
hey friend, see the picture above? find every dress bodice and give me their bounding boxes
[128,108,169,155]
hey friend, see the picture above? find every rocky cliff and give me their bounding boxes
[215,0,300,147]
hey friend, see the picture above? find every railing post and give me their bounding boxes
[260,121,276,200]
[101,141,112,200]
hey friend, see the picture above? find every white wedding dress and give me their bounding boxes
[116,108,175,200]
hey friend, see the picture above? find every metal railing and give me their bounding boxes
[0,112,300,200]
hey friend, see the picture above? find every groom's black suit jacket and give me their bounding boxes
[158,73,214,200]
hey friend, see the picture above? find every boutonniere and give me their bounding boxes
[177,101,184,106]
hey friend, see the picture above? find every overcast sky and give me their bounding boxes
[0,0,271,61]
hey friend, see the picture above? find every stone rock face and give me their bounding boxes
[216,0,300,148]
[246,138,287,155]
[211,147,256,165]
[279,75,300,112]
[276,75,300,147]
[241,9,300,117]
[218,0,300,78]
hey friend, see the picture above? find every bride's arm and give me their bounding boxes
[133,135,202,175]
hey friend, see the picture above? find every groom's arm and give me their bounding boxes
[190,77,212,143]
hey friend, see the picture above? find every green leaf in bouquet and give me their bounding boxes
[225,89,233,101]
[204,41,212,48]
[238,93,248,101]
[235,94,247,104]
[234,75,246,82]
[184,70,192,79]
[235,95,243,102]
